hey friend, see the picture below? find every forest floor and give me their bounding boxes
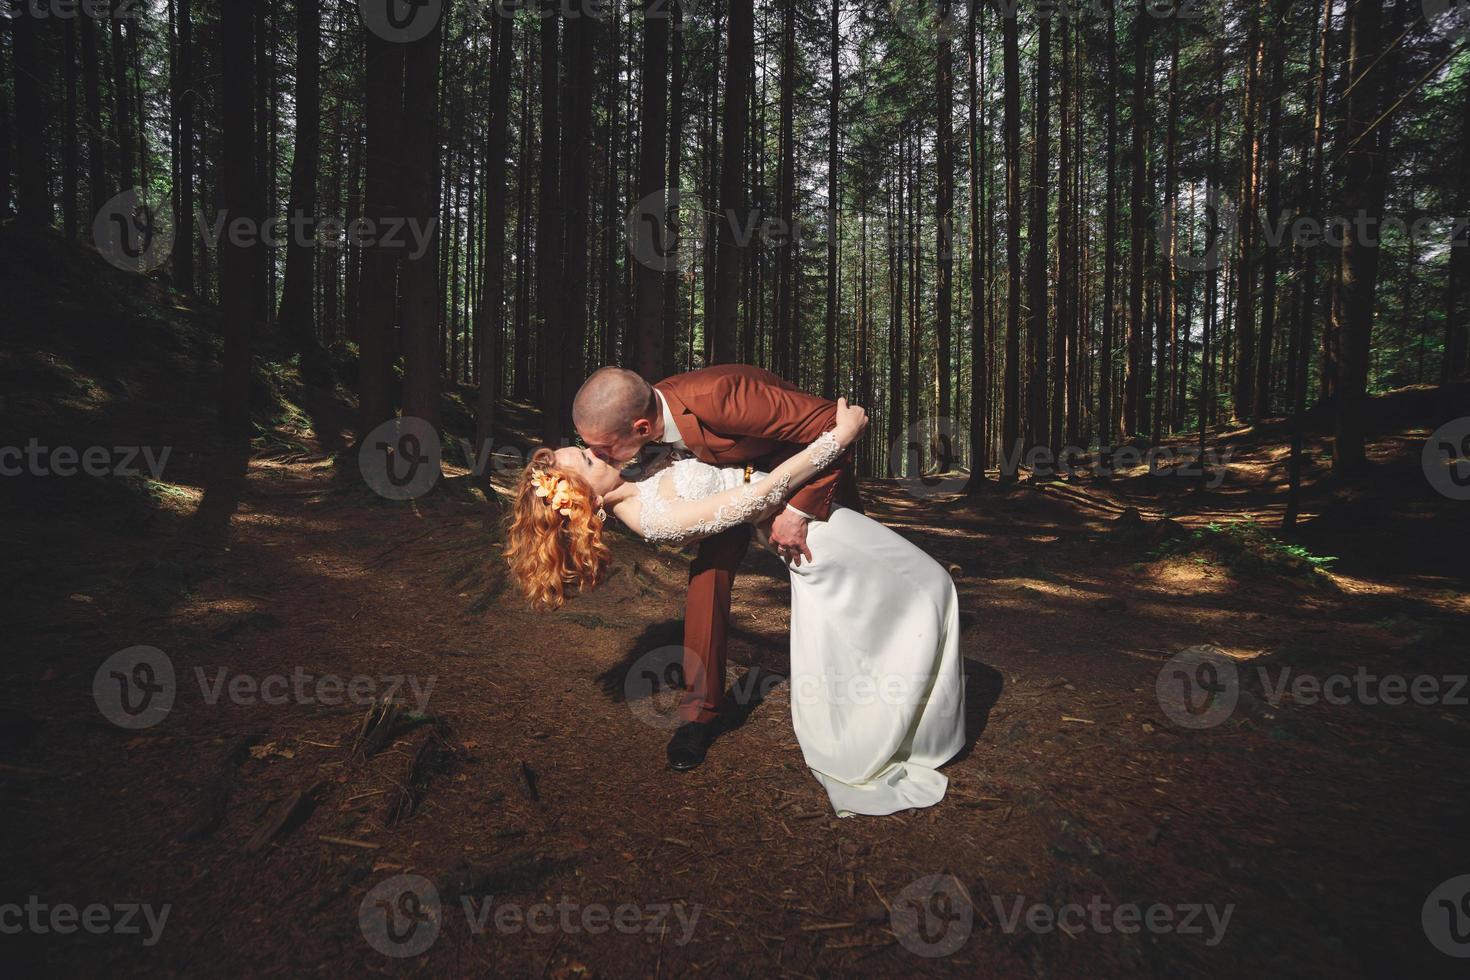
[3,230,1470,978]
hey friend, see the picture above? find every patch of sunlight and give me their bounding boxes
[1216,646,1271,662]
[146,480,202,515]
[1325,573,1420,599]
[993,577,1074,600]
[1143,559,1235,595]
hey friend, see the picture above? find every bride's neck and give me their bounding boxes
[604,481,636,505]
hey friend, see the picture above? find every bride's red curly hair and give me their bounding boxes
[504,447,611,611]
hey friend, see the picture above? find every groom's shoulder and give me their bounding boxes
[659,364,783,394]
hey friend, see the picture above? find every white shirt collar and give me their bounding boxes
[656,390,688,449]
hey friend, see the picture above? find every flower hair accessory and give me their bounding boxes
[531,469,575,517]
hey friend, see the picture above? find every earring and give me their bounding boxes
[597,507,608,522]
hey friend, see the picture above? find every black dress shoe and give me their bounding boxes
[666,721,715,771]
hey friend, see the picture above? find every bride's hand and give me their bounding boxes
[833,397,868,446]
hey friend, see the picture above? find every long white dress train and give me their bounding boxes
[637,458,967,817]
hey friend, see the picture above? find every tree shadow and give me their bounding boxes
[295,378,355,458]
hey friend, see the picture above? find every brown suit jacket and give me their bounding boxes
[654,365,861,520]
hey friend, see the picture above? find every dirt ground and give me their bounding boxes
[3,236,1469,977]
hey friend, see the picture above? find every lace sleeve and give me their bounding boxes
[806,430,844,469]
[636,472,793,545]
[681,475,793,540]
[631,432,842,545]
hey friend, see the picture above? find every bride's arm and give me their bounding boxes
[615,400,867,545]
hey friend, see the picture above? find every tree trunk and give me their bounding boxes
[1025,13,1050,460]
[253,2,273,325]
[173,0,196,290]
[1099,4,1119,455]
[1067,19,1083,446]
[1288,0,1332,451]
[1333,0,1392,475]
[62,18,78,238]
[279,0,322,367]
[771,0,796,379]
[935,0,956,447]
[1253,0,1286,420]
[1200,44,1224,479]
[79,14,108,220]
[601,0,622,369]
[1000,0,1022,481]
[515,27,534,397]
[712,0,753,364]
[825,0,840,398]
[663,0,686,379]
[1052,16,1070,456]
[633,0,669,381]
[110,10,134,192]
[966,0,987,487]
[12,12,50,227]
[0,21,10,218]
[1232,0,1263,421]
[398,1,445,433]
[1123,12,1150,439]
[558,0,599,426]
[888,166,901,472]
[358,30,406,440]
[1162,23,1180,432]
[906,135,920,469]
[537,1,563,438]
[478,0,515,464]
[219,0,259,438]
[1443,67,1470,386]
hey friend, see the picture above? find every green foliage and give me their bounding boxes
[1150,520,1338,584]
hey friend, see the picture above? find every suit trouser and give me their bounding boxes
[678,524,752,725]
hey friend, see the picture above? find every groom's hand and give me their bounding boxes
[768,508,813,566]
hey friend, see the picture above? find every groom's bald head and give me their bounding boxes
[573,367,660,463]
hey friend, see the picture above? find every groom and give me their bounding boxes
[572,365,861,771]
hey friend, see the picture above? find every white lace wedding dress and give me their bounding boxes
[636,456,967,817]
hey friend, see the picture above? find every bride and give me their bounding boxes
[503,400,966,817]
